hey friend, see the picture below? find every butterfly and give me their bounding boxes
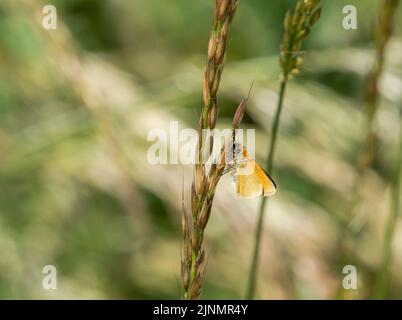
[223,142,276,199]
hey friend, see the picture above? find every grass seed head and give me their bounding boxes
[280,0,321,79]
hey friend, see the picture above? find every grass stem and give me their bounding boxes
[245,0,321,299]
[374,113,402,299]
[246,79,287,299]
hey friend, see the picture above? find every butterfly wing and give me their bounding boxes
[255,162,276,197]
[235,160,276,199]
[235,148,276,199]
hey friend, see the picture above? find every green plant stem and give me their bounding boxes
[373,115,402,299]
[246,78,288,299]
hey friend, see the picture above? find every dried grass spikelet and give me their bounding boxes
[181,0,241,300]
[201,0,238,131]
[280,0,321,80]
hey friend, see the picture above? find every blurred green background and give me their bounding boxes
[0,0,401,299]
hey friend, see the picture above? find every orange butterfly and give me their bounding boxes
[232,148,277,199]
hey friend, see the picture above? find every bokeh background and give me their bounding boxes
[0,0,401,299]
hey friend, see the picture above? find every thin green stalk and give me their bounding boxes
[373,114,402,299]
[362,0,399,169]
[334,0,399,299]
[246,79,287,299]
[245,0,322,299]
